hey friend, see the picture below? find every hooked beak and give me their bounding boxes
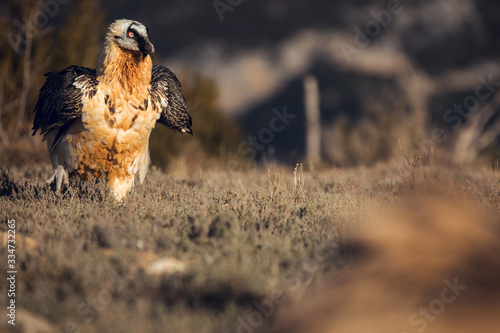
[140,39,155,58]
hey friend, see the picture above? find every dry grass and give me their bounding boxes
[0,160,498,333]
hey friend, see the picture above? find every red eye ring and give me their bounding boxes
[128,31,134,38]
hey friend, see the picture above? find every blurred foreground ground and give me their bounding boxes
[0,157,498,333]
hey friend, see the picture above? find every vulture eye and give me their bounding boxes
[128,31,134,38]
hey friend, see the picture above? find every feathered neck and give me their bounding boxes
[96,37,152,94]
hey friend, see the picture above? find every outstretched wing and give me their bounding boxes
[32,65,98,154]
[150,65,193,135]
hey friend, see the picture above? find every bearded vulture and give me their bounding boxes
[32,19,192,201]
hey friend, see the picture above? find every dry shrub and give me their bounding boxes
[268,195,500,333]
[323,64,434,167]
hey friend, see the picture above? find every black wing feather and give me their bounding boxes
[150,65,193,135]
[32,66,98,153]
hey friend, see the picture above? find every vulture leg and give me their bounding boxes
[46,165,69,192]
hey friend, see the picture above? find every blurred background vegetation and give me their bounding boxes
[0,0,499,172]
